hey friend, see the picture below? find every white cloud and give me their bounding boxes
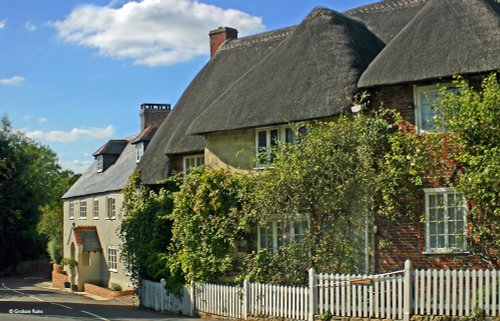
[22,125,114,143]
[0,18,7,29]
[59,159,93,174]
[37,117,48,123]
[0,76,25,85]
[25,21,37,32]
[52,0,264,66]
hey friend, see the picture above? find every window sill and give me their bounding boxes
[423,249,469,255]
[108,269,117,273]
[92,217,99,220]
[105,217,116,220]
[78,218,87,220]
[253,165,274,170]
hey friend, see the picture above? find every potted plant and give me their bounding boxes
[60,258,78,268]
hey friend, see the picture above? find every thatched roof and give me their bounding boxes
[346,0,427,43]
[138,26,295,184]
[187,7,384,135]
[63,137,137,199]
[358,0,500,88]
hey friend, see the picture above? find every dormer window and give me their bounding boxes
[135,142,144,163]
[97,155,104,172]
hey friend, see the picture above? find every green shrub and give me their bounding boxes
[47,238,62,264]
[110,283,122,292]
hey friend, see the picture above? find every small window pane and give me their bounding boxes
[429,195,436,208]
[430,236,437,248]
[258,131,267,149]
[285,128,295,144]
[270,130,279,147]
[437,208,445,221]
[438,236,445,248]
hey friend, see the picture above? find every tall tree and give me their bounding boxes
[0,115,73,272]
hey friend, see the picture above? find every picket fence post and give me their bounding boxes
[190,281,196,317]
[160,278,166,312]
[243,280,249,319]
[309,268,316,321]
[403,260,412,321]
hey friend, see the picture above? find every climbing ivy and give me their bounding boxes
[168,167,255,283]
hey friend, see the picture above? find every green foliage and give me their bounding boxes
[110,283,122,292]
[47,238,62,264]
[239,240,311,285]
[251,113,401,275]
[0,115,73,270]
[322,310,333,321]
[60,257,78,267]
[169,167,255,283]
[120,172,179,284]
[385,73,499,267]
[37,171,79,263]
[435,74,499,267]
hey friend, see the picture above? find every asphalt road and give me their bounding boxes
[0,275,197,321]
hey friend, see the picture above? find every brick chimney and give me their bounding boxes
[209,27,238,58]
[140,103,171,131]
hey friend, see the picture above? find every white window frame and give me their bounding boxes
[414,84,455,134]
[97,155,104,172]
[135,142,144,163]
[107,246,118,272]
[79,200,87,219]
[257,219,309,253]
[183,155,204,178]
[255,126,305,168]
[105,196,116,220]
[424,187,467,253]
[92,198,99,219]
[68,201,75,220]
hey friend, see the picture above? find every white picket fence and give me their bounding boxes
[316,272,406,319]
[140,260,500,321]
[413,269,500,317]
[140,278,193,315]
[248,283,310,319]
[195,283,244,318]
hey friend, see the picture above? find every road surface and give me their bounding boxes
[0,275,196,320]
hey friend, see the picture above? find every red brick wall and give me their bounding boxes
[52,270,68,288]
[370,84,488,272]
[374,216,487,272]
[83,283,134,298]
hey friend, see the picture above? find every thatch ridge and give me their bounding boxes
[187,7,384,135]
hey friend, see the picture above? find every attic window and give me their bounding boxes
[97,155,104,172]
[135,142,144,163]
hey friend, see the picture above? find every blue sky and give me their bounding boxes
[0,0,376,173]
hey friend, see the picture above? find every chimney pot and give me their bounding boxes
[140,103,171,131]
[209,27,238,58]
